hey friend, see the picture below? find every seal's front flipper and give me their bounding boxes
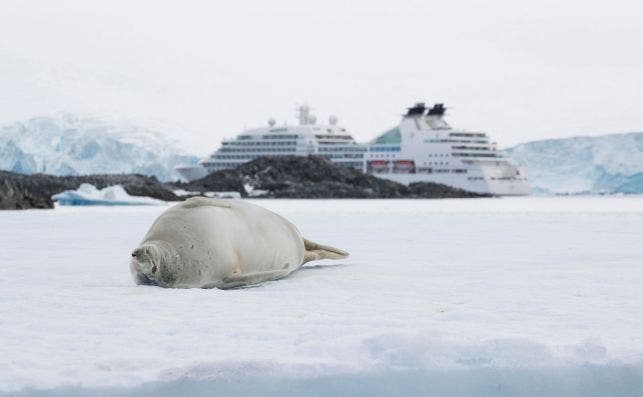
[217,269,291,289]
[303,238,349,264]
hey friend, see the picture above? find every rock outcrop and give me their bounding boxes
[0,171,178,209]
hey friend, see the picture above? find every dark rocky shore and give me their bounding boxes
[1,156,487,210]
[0,171,177,210]
[175,156,488,199]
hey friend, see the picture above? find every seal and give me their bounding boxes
[130,197,349,289]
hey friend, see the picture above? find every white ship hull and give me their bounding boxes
[375,173,530,196]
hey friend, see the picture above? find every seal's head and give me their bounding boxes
[130,241,177,287]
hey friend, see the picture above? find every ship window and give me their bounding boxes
[372,127,401,145]
[449,132,486,138]
[370,146,401,152]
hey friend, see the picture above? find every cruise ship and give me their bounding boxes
[176,105,366,180]
[176,103,530,196]
[364,103,530,195]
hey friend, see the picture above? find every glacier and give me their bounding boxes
[504,132,643,194]
[52,183,165,206]
[0,114,199,181]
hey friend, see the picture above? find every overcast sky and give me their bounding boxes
[1,0,642,154]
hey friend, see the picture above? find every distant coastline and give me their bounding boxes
[3,112,642,197]
[0,156,488,210]
[0,171,177,210]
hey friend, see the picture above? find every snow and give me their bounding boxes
[0,114,199,181]
[172,190,242,199]
[52,184,165,206]
[505,132,643,194]
[172,189,201,197]
[203,191,241,199]
[1,197,643,396]
[244,183,269,197]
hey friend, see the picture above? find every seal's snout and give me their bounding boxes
[130,242,173,287]
[132,246,149,259]
[130,245,157,276]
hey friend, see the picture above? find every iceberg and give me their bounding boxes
[52,183,165,206]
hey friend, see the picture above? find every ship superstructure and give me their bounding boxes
[364,103,530,195]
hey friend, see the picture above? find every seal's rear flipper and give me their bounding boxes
[303,238,349,264]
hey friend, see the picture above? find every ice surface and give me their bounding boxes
[1,197,643,396]
[51,184,164,206]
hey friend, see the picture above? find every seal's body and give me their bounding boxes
[131,197,348,289]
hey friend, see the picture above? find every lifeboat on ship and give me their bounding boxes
[367,160,390,173]
[393,160,415,174]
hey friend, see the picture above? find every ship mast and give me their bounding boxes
[296,104,311,125]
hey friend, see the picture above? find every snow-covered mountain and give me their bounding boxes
[0,114,199,181]
[505,132,643,194]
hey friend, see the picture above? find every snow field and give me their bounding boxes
[1,196,642,396]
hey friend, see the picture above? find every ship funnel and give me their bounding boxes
[405,103,426,117]
[268,117,276,126]
[427,103,446,117]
